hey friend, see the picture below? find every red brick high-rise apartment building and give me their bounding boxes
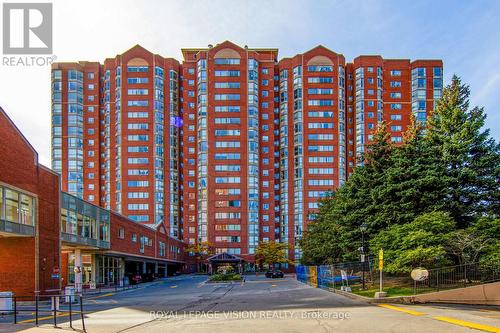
[52,41,442,266]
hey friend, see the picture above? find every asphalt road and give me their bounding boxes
[1,275,499,333]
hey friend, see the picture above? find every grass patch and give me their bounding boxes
[350,285,435,297]
[209,273,242,282]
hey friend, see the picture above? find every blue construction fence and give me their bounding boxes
[296,258,374,290]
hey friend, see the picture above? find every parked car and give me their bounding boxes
[126,274,142,285]
[265,270,284,278]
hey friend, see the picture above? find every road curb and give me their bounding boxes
[328,288,418,304]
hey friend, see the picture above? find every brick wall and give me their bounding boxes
[0,108,61,295]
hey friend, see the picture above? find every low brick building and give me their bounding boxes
[0,107,61,295]
[0,107,187,295]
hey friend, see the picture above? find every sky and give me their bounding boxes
[0,0,499,167]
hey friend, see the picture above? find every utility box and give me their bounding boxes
[0,292,13,314]
[65,286,76,303]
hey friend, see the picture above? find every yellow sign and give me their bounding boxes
[379,249,384,270]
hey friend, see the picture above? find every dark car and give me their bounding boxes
[126,274,142,285]
[265,270,284,278]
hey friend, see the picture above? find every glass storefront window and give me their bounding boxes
[5,189,19,223]
[61,192,110,244]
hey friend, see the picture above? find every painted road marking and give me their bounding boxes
[171,285,178,288]
[481,315,500,319]
[89,292,114,299]
[271,284,277,287]
[18,312,70,324]
[433,316,500,333]
[377,304,426,316]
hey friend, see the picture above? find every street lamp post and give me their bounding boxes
[360,223,367,290]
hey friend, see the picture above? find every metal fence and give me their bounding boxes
[414,262,500,294]
[298,260,500,296]
[0,293,86,331]
[75,280,139,295]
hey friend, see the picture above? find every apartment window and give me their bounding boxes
[128,169,149,176]
[308,77,333,83]
[214,94,240,101]
[390,103,402,110]
[128,192,149,199]
[128,77,148,84]
[128,215,149,222]
[390,70,401,76]
[308,111,333,118]
[215,82,240,89]
[307,65,333,72]
[390,81,402,87]
[127,123,148,130]
[215,177,241,184]
[308,88,333,95]
[214,117,240,124]
[214,70,240,77]
[128,204,149,210]
[215,165,241,172]
[391,136,403,143]
[128,112,148,118]
[132,233,137,242]
[128,158,149,164]
[128,89,148,95]
[215,129,240,136]
[390,92,402,99]
[215,141,240,148]
[215,153,240,160]
[127,146,148,153]
[308,99,334,106]
[308,168,334,175]
[215,106,240,112]
[214,58,240,65]
[391,125,402,132]
[308,122,333,129]
[128,135,148,141]
[308,179,334,186]
[128,100,148,107]
[159,242,165,256]
[391,114,402,121]
[118,228,125,239]
[308,145,334,152]
[127,181,149,187]
[127,66,148,72]
[308,156,334,163]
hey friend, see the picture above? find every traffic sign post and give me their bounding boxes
[374,249,386,298]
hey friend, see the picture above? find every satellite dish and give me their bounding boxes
[411,268,429,281]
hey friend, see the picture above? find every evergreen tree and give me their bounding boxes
[427,75,500,226]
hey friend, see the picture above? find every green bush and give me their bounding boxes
[209,273,242,282]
